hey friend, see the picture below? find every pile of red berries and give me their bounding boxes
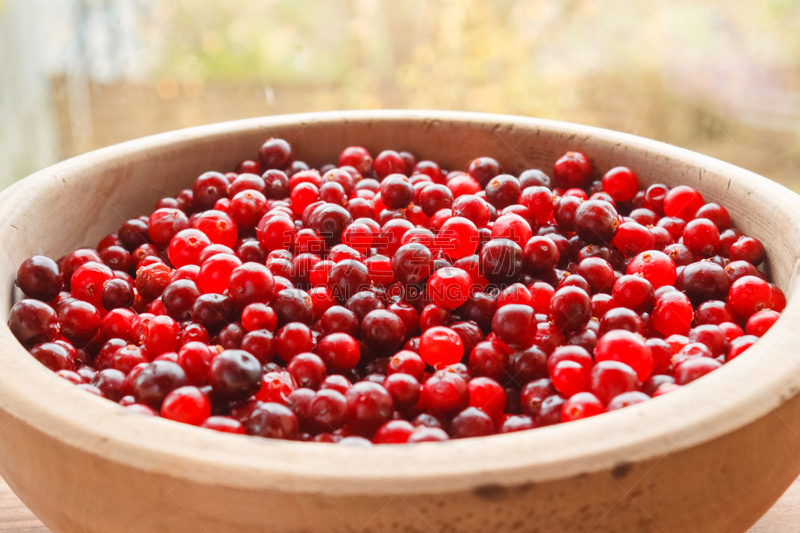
[7,139,784,444]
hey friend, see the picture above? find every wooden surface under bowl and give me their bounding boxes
[1,111,800,533]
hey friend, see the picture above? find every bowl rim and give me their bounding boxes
[1,109,800,495]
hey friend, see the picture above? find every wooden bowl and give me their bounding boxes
[1,111,799,533]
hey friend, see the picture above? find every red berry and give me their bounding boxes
[601,166,638,202]
[553,151,592,189]
[561,392,605,422]
[594,330,653,382]
[317,333,360,373]
[419,326,463,367]
[652,291,693,337]
[745,309,780,337]
[467,376,506,421]
[627,250,676,289]
[161,386,211,426]
[419,369,469,417]
[373,420,415,444]
[663,185,704,222]
[728,275,772,319]
[197,253,242,294]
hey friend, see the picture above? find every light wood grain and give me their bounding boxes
[0,473,798,532]
[1,111,800,533]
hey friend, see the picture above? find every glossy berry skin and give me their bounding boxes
[71,262,114,310]
[438,217,480,260]
[227,263,275,309]
[594,330,653,382]
[161,386,211,426]
[276,322,314,361]
[132,361,188,409]
[360,310,406,352]
[374,150,406,179]
[468,341,509,383]
[613,222,655,257]
[272,289,314,327]
[383,373,421,414]
[256,215,297,252]
[328,260,370,303]
[652,290,693,337]
[523,236,560,275]
[577,257,615,294]
[392,243,433,284]
[287,352,327,390]
[191,293,235,335]
[480,239,523,283]
[407,427,450,443]
[419,184,454,217]
[141,315,180,356]
[561,392,605,422]
[303,388,347,433]
[102,277,136,310]
[491,304,535,348]
[601,166,638,202]
[677,260,729,306]
[8,299,60,347]
[550,287,591,333]
[420,370,469,417]
[31,342,77,372]
[177,342,217,386]
[553,151,591,189]
[683,218,720,257]
[344,382,394,437]
[674,357,722,385]
[168,229,211,268]
[419,326,464,367]
[193,171,228,210]
[573,200,618,244]
[194,250,241,292]
[16,256,62,301]
[590,361,640,405]
[467,376,506,421]
[612,275,654,313]
[491,213,532,247]
[373,420,415,444]
[421,303,452,335]
[202,416,246,434]
[467,157,501,186]
[746,309,780,337]
[485,174,521,209]
[245,403,299,440]
[317,333,361,373]
[607,391,650,411]
[627,250,676,289]
[380,174,414,209]
[387,351,426,381]
[339,146,373,174]
[730,237,766,266]
[728,275,772,319]
[427,267,472,309]
[208,350,263,402]
[259,138,293,170]
[58,300,101,344]
[449,407,495,438]
[663,185,704,222]
[497,283,533,309]
[149,208,190,247]
[695,203,731,230]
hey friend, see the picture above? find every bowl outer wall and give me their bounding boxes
[0,110,799,532]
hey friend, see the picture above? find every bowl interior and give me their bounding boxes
[1,110,800,494]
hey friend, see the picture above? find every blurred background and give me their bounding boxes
[1,0,799,191]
